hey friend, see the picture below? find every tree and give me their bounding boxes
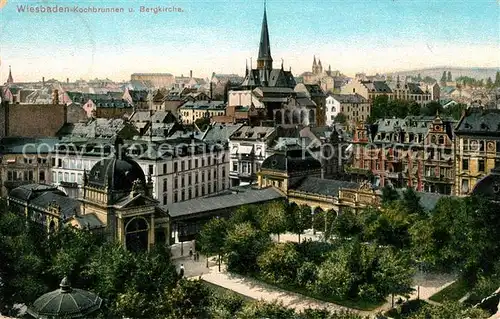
[162,279,212,319]
[199,217,228,271]
[409,301,489,319]
[486,77,493,88]
[381,185,400,204]
[257,242,301,284]
[260,201,288,242]
[408,102,421,116]
[0,213,47,316]
[330,209,363,239]
[224,222,271,274]
[401,187,424,215]
[194,117,210,131]
[375,248,415,307]
[421,101,443,116]
[287,204,312,242]
[334,112,347,124]
[236,300,296,319]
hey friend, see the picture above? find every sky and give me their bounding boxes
[0,0,499,82]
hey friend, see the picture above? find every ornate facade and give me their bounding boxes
[349,114,456,194]
[454,109,500,196]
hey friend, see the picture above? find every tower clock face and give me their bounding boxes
[434,125,440,131]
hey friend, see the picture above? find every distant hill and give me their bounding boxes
[389,67,499,81]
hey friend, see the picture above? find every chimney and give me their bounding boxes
[52,89,59,105]
[42,77,45,86]
[190,70,193,79]
[210,82,213,100]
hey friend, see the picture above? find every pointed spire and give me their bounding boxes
[329,64,331,72]
[281,58,284,70]
[257,1,272,71]
[313,55,317,66]
[6,65,13,84]
[318,59,322,66]
[245,59,249,76]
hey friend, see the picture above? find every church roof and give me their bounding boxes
[258,6,272,62]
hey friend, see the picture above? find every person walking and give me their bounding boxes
[179,264,185,278]
[189,247,193,259]
[195,251,200,262]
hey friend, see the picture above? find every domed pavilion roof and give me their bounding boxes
[27,277,102,319]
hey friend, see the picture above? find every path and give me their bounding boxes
[199,264,376,317]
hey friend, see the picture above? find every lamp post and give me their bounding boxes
[311,206,316,236]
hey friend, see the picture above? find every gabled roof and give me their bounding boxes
[164,187,284,218]
[290,177,359,197]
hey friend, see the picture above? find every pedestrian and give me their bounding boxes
[195,251,200,261]
[179,263,185,278]
[189,247,193,258]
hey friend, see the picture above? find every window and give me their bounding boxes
[188,160,192,170]
[148,165,153,175]
[232,162,238,172]
[201,185,205,196]
[174,191,178,202]
[478,159,485,172]
[208,183,212,193]
[174,177,178,189]
[39,171,45,181]
[208,170,211,180]
[181,190,185,201]
[195,174,199,184]
[202,158,205,166]
[181,161,185,171]
[202,171,205,182]
[163,163,167,174]
[461,179,469,193]
[181,176,185,188]
[188,174,192,184]
[195,159,199,168]
[222,168,225,178]
[188,188,192,199]
[462,159,469,170]
[195,187,199,197]
[64,172,69,181]
[438,136,444,145]
[163,194,168,205]
[163,179,167,191]
[174,162,178,172]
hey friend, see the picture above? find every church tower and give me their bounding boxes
[312,56,317,74]
[257,2,273,77]
[6,65,13,85]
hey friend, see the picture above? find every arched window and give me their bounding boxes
[431,135,436,144]
[308,109,315,125]
[292,110,300,124]
[275,110,282,125]
[284,110,291,124]
[125,217,150,253]
[301,110,307,124]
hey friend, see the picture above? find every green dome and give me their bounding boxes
[27,277,102,319]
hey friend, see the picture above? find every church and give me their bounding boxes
[236,4,321,127]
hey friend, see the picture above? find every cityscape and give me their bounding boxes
[1,0,500,318]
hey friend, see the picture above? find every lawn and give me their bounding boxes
[428,279,470,303]
[252,274,385,311]
[201,279,252,301]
